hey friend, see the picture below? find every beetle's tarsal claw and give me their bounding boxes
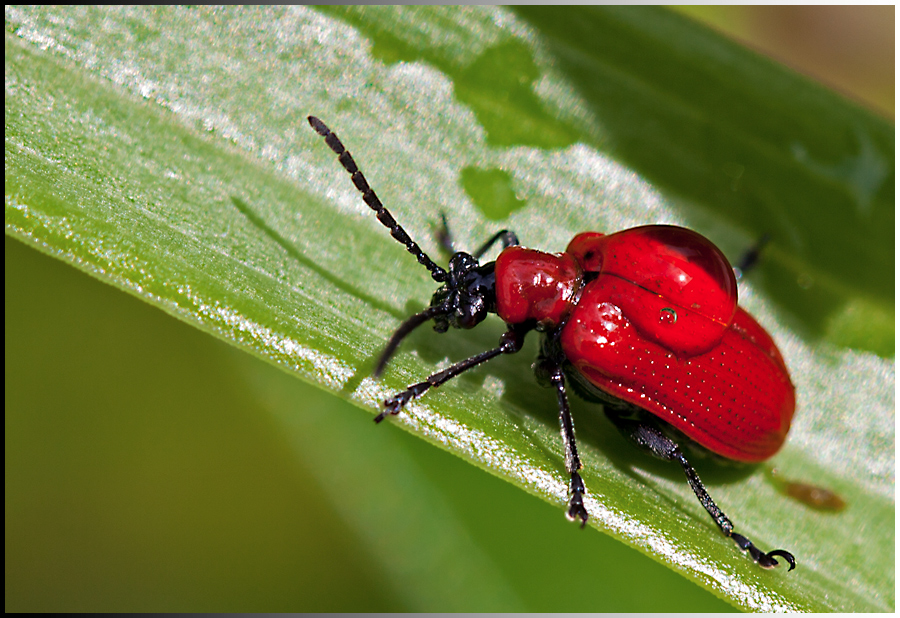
[730,532,795,571]
[566,471,589,527]
[375,395,406,423]
[765,549,797,571]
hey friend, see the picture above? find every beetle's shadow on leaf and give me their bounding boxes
[231,195,403,319]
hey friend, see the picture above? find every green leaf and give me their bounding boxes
[6,6,893,612]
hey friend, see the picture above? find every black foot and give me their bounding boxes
[375,383,430,423]
[566,471,589,527]
[374,393,408,423]
[731,533,796,571]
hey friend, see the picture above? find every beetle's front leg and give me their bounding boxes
[376,326,527,423]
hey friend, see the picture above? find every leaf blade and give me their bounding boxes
[5,6,893,612]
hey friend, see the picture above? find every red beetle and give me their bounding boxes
[309,116,796,571]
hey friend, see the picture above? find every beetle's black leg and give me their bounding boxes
[376,325,528,423]
[733,233,770,280]
[607,413,795,571]
[472,230,520,260]
[437,215,519,261]
[373,304,449,379]
[539,360,588,527]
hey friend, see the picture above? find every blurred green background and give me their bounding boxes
[6,6,893,612]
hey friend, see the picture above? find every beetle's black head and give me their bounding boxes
[430,252,497,332]
[373,252,496,377]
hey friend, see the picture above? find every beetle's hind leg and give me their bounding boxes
[608,413,796,571]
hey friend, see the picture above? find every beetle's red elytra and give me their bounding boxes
[309,115,796,571]
[496,227,795,463]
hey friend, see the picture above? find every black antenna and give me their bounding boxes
[308,116,448,283]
